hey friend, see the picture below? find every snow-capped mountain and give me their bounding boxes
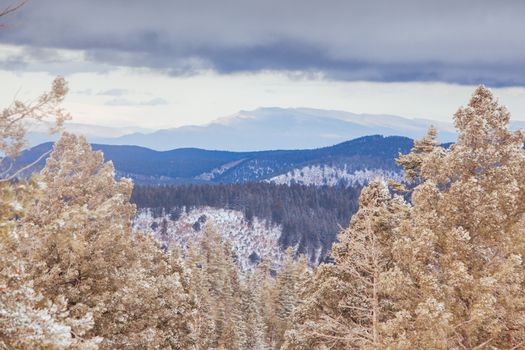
[26,107,525,152]
[95,107,456,151]
[23,107,456,151]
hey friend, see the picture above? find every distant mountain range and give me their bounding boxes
[26,122,151,146]
[17,107,525,186]
[24,107,466,151]
[14,135,414,186]
[94,108,456,151]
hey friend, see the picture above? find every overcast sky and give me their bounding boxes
[1,0,524,129]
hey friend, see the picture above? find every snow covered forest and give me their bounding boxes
[3,75,525,349]
[3,1,525,348]
[131,183,361,264]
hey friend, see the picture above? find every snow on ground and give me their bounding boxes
[194,159,246,181]
[268,165,403,187]
[134,206,283,271]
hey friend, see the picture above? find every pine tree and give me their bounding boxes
[283,181,408,349]
[386,86,525,348]
[19,133,196,349]
[273,248,308,349]
[0,241,100,350]
[253,258,278,349]
[239,272,270,350]
[396,125,439,183]
[0,78,100,349]
[185,242,216,350]
[188,223,246,349]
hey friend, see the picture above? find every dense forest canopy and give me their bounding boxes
[132,182,361,260]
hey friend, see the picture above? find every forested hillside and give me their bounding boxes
[11,135,413,185]
[132,183,361,262]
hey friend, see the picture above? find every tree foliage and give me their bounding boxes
[283,181,408,349]
[19,134,197,349]
[288,86,525,349]
[385,86,525,348]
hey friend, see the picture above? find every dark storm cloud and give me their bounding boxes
[1,0,524,85]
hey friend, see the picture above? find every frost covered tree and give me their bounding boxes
[19,133,196,349]
[239,272,270,350]
[184,224,245,349]
[283,181,408,349]
[20,132,136,329]
[273,249,308,349]
[385,86,525,348]
[252,258,279,348]
[185,242,216,349]
[0,78,99,349]
[183,223,312,350]
[0,76,70,181]
[0,254,99,350]
[396,125,439,184]
[1,197,99,350]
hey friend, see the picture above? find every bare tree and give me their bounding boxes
[0,77,71,181]
[0,1,27,27]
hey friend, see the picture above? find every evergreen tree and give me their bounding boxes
[188,224,246,349]
[273,249,308,349]
[386,86,525,348]
[283,181,408,349]
[185,242,216,350]
[19,133,196,349]
[0,78,99,349]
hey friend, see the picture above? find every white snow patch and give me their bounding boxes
[268,164,403,187]
[134,206,284,271]
[194,159,247,181]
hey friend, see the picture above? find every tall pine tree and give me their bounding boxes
[283,181,408,349]
[385,86,525,348]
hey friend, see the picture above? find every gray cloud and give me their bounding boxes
[1,0,524,85]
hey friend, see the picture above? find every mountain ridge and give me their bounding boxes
[25,107,470,151]
[12,134,414,186]
[96,108,454,151]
